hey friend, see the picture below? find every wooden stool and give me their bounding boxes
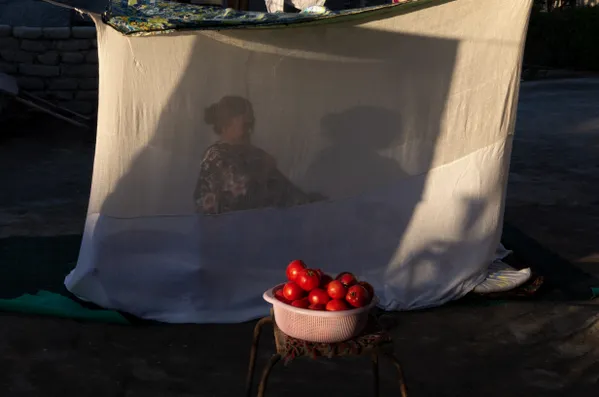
[245,313,408,397]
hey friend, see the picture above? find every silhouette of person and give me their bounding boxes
[303,106,407,198]
[194,96,323,214]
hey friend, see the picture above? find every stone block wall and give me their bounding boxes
[0,25,98,115]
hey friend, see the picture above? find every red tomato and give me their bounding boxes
[283,281,306,301]
[326,280,348,300]
[336,272,357,287]
[308,303,326,311]
[308,288,331,306]
[326,299,349,311]
[320,274,333,288]
[291,298,310,309]
[275,288,290,304]
[286,260,307,282]
[346,285,370,308]
[358,281,375,301]
[296,269,321,291]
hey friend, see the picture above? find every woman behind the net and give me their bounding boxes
[194,96,322,215]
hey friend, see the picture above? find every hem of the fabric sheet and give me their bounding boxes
[140,306,271,324]
[64,213,115,309]
[381,271,487,312]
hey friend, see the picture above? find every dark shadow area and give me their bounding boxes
[0,235,80,299]
[303,106,408,197]
[0,0,71,26]
[524,6,599,72]
[502,222,599,300]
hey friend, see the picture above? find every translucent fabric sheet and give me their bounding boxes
[64,0,532,323]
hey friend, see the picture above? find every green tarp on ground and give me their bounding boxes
[0,235,129,324]
[0,291,129,324]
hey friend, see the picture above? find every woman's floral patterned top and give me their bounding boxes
[194,142,320,214]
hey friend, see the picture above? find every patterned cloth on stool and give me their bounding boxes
[246,312,408,397]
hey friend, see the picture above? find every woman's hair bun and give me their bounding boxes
[204,96,253,134]
[204,104,218,125]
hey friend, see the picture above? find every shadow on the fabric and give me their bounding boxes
[302,106,408,198]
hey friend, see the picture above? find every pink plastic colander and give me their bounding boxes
[263,284,378,343]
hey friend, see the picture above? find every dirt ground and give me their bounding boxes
[1,78,599,396]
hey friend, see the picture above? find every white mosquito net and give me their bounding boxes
[63,0,532,323]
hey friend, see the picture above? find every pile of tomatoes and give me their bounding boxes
[273,260,375,311]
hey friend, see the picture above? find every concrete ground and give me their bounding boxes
[1,78,599,396]
[505,78,599,276]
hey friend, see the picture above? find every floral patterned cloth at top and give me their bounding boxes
[104,0,419,36]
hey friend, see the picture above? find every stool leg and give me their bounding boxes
[246,317,273,397]
[257,354,281,397]
[372,353,379,397]
[383,352,408,397]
